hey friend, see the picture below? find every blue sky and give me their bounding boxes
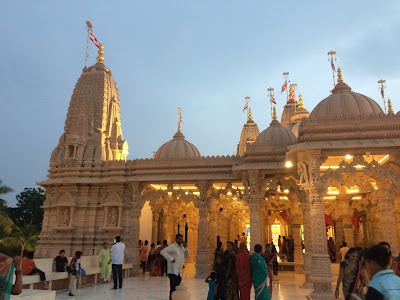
[1,1,400,206]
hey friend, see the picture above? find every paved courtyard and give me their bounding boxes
[55,273,318,300]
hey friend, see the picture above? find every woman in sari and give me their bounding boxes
[236,242,251,300]
[335,247,367,300]
[328,237,336,263]
[0,254,22,300]
[99,242,111,283]
[225,241,239,299]
[251,244,270,300]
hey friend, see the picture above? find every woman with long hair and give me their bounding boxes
[335,247,367,300]
[225,241,239,299]
[251,244,270,300]
[236,242,251,300]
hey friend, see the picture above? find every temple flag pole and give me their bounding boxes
[85,21,92,68]
[282,72,289,102]
[267,87,275,120]
[378,79,386,113]
[328,50,337,88]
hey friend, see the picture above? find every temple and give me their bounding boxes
[36,46,400,299]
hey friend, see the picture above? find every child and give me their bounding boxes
[205,271,217,300]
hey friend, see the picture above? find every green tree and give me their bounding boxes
[8,188,45,232]
[0,211,38,256]
[0,180,13,208]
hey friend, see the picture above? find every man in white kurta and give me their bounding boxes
[160,234,190,300]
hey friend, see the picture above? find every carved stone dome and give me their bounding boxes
[154,131,201,159]
[309,74,383,119]
[255,119,296,147]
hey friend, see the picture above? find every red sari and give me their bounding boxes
[236,250,252,300]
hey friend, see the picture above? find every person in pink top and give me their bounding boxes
[140,240,149,274]
[236,242,251,300]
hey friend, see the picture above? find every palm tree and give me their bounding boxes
[0,211,38,256]
[0,180,13,208]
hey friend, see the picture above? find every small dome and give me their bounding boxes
[309,72,383,119]
[154,131,201,159]
[255,120,296,147]
[286,122,300,139]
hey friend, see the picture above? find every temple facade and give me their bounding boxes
[36,46,400,299]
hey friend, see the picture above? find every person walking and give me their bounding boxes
[251,244,270,300]
[69,251,82,297]
[111,236,125,289]
[225,241,239,299]
[99,242,111,283]
[160,234,189,300]
[140,240,149,275]
[236,242,251,300]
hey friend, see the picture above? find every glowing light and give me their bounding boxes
[345,154,352,160]
[285,161,293,168]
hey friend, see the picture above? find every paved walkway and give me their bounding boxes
[55,272,315,300]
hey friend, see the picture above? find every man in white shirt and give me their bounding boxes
[160,234,189,300]
[339,241,350,261]
[111,235,125,289]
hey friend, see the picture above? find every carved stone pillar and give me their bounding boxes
[307,153,334,299]
[290,195,304,273]
[377,187,398,255]
[152,212,158,244]
[301,190,313,288]
[208,201,218,266]
[247,170,263,251]
[195,181,212,278]
[338,195,354,248]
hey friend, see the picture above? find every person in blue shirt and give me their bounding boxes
[364,244,400,300]
[205,271,217,300]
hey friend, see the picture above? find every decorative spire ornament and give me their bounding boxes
[177,107,183,132]
[248,108,253,120]
[272,106,277,120]
[388,98,393,114]
[97,44,104,63]
[337,68,344,83]
[298,94,304,110]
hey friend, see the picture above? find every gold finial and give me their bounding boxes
[298,94,304,109]
[177,107,182,132]
[97,44,104,63]
[388,98,393,114]
[337,68,343,83]
[272,106,277,120]
[248,108,253,120]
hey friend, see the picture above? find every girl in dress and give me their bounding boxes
[205,271,217,300]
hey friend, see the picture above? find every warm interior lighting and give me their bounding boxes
[285,161,293,168]
[378,154,389,164]
[345,154,352,160]
[352,196,362,200]
[323,196,336,200]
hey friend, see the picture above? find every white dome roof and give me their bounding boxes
[255,120,296,147]
[154,131,201,159]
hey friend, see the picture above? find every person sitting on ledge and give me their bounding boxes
[22,251,49,289]
[54,249,71,273]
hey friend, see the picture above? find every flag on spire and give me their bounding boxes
[331,59,336,72]
[89,28,101,48]
[242,102,249,112]
[281,79,287,94]
[270,94,276,104]
[380,83,385,98]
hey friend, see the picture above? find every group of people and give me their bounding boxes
[335,241,400,300]
[139,239,169,276]
[209,241,272,300]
